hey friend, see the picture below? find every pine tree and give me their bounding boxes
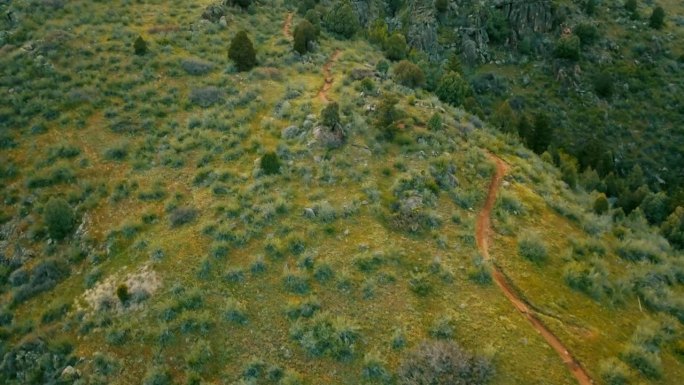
[44,197,75,240]
[293,20,317,54]
[649,6,665,29]
[229,30,257,72]
[134,35,147,55]
[530,114,552,154]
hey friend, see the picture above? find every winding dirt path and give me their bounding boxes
[476,154,593,385]
[317,49,341,103]
[283,12,292,39]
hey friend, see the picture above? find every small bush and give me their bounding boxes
[594,193,609,214]
[554,35,580,61]
[224,298,248,324]
[116,284,130,304]
[190,87,223,107]
[134,35,147,55]
[385,32,407,61]
[44,197,75,240]
[621,343,662,379]
[574,23,598,46]
[397,340,494,385]
[362,351,392,383]
[143,366,172,385]
[324,1,360,38]
[594,72,614,99]
[599,358,630,385]
[181,58,214,75]
[260,152,281,175]
[169,206,198,227]
[290,312,360,360]
[393,60,425,88]
[517,233,548,264]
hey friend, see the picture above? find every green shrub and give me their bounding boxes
[639,192,669,224]
[375,94,402,140]
[44,197,75,240]
[661,206,684,248]
[321,102,340,128]
[293,20,317,54]
[169,206,199,227]
[223,298,248,324]
[397,340,494,385]
[435,71,470,106]
[427,113,442,131]
[385,32,408,61]
[435,0,448,13]
[290,312,360,360]
[594,193,610,214]
[517,232,548,264]
[624,0,637,14]
[593,72,614,99]
[616,239,662,262]
[621,343,662,379]
[574,23,598,46]
[283,271,310,294]
[429,315,455,339]
[143,366,172,385]
[260,152,281,175]
[393,60,425,88]
[361,351,392,383]
[134,35,147,55]
[116,284,130,304]
[599,358,631,385]
[229,31,257,72]
[649,6,665,29]
[324,1,360,38]
[554,35,580,61]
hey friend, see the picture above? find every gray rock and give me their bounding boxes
[60,366,80,381]
[219,16,228,28]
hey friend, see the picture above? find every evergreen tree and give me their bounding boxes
[517,115,532,145]
[649,6,665,29]
[229,30,257,71]
[624,0,637,14]
[324,1,360,39]
[435,71,470,106]
[134,35,147,55]
[44,197,75,240]
[375,94,401,139]
[530,114,552,154]
[594,193,610,215]
[492,100,515,133]
[260,152,281,175]
[661,206,684,249]
[321,102,340,128]
[293,20,317,54]
[434,0,448,13]
[384,33,408,61]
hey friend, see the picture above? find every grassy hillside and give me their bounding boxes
[0,1,682,384]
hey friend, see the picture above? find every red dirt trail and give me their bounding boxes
[317,49,341,103]
[283,13,292,39]
[475,154,593,385]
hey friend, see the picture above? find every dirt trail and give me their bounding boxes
[283,12,292,39]
[317,49,341,103]
[476,154,593,385]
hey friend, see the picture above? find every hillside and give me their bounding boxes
[0,1,683,385]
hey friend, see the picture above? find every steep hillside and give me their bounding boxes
[0,1,682,385]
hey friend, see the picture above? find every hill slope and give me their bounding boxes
[0,1,682,384]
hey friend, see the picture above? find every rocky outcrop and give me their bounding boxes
[497,0,555,40]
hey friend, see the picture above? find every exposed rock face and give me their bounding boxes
[497,0,555,39]
[406,0,440,59]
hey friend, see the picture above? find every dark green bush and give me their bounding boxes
[661,206,683,248]
[393,60,425,88]
[169,206,199,227]
[116,284,130,304]
[435,0,448,13]
[293,20,317,54]
[384,33,408,61]
[554,35,580,61]
[594,193,610,214]
[134,35,147,55]
[229,31,257,72]
[436,71,470,106]
[599,358,630,385]
[649,6,665,29]
[621,344,662,379]
[397,340,494,385]
[321,102,340,128]
[624,0,637,14]
[143,366,172,385]
[324,1,360,38]
[43,197,75,240]
[260,152,281,175]
[594,72,614,99]
[289,312,360,360]
[574,23,598,46]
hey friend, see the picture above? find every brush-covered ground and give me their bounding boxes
[0,1,682,384]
